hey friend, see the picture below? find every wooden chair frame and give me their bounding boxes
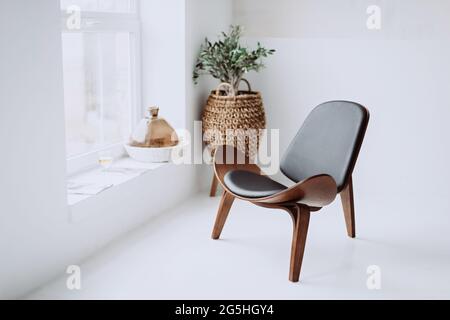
[210,145,356,282]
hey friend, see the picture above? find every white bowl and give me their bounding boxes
[124,143,184,163]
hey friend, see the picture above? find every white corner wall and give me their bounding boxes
[185,0,233,189]
[0,0,232,299]
[140,0,187,130]
[234,0,450,212]
[140,0,233,135]
[185,0,233,126]
[141,0,233,190]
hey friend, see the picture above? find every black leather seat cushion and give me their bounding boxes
[223,170,287,198]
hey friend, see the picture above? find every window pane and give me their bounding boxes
[62,32,132,158]
[60,0,135,13]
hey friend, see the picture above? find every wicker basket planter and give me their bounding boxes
[202,82,266,159]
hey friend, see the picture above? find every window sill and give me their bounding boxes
[67,157,167,206]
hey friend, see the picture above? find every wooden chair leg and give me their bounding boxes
[340,176,356,238]
[211,191,235,239]
[209,174,219,197]
[287,205,311,282]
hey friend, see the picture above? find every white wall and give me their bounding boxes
[0,0,232,299]
[0,0,68,299]
[233,0,450,213]
[234,0,450,40]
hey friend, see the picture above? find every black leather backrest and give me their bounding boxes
[280,101,369,192]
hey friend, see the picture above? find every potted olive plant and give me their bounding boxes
[193,25,275,196]
[194,25,275,95]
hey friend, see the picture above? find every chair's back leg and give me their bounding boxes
[211,191,235,239]
[210,174,219,197]
[288,205,311,282]
[340,176,356,238]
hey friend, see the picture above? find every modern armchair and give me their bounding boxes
[211,101,370,282]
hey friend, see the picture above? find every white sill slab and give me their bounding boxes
[67,157,167,206]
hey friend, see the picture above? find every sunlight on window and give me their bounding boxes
[62,32,132,157]
[61,0,140,166]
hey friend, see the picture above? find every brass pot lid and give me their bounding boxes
[130,107,179,148]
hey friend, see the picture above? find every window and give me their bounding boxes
[61,0,141,174]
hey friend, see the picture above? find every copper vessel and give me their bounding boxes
[130,107,179,148]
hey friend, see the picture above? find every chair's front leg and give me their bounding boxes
[340,176,355,238]
[287,204,311,282]
[211,191,235,240]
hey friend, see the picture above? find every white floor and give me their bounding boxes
[29,192,450,300]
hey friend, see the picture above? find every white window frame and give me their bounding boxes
[61,1,142,175]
